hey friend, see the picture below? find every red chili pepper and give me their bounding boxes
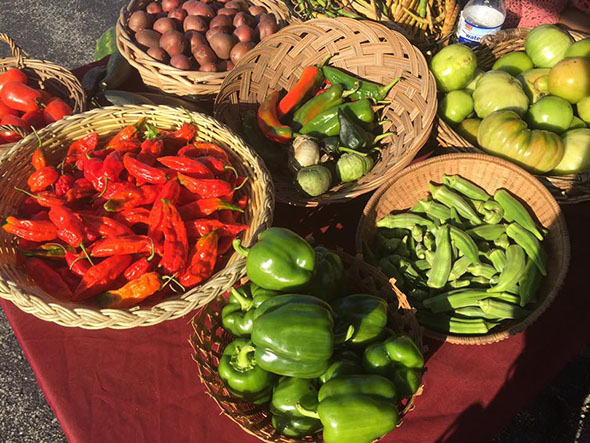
[55,174,75,196]
[160,199,188,274]
[32,149,47,171]
[102,186,147,212]
[43,97,73,124]
[55,266,81,293]
[73,254,133,301]
[179,230,218,288]
[185,219,248,238]
[177,174,233,199]
[148,180,181,246]
[277,57,327,118]
[66,132,98,164]
[27,166,59,192]
[0,82,42,113]
[0,68,28,93]
[80,213,133,238]
[157,156,214,178]
[65,181,95,203]
[0,101,18,119]
[257,91,292,144]
[90,235,153,257]
[108,139,141,153]
[138,138,164,166]
[24,257,73,299]
[123,257,153,281]
[83,157,106,192]
[65,251,92,277]
[178,143,230,163]
[3,216,58,242]
[102,151,124,182]
[217,235,235,255]
[198,156,234,176]
[48,206,85,248]
[123,153,168,184]
[98,272,162,309]
[162,122,197,146]
[15,187,65,207]
[107,119,144,148]
[114,207,150,226]
[18,197,42,218]
[22,110,46,130]
[101,181,136,200]
[0,114,30,142]
[178,198,243,219]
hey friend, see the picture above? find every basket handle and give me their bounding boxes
[0,33,28,69]
[0,124,30,143]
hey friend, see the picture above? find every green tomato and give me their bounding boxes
[569,116,587,129]
[564,38,590,59]
[430,44,477,93]
[525,24,573,68]
[517,68,550,103]
[526,96,573,133]
[465,69,484,95]
[297,165,332,197]
[552,128,590,174]
[577,96,590,124]
[456,118,481,145]
[473,70,529,118]
[438,90,474,125]
[492,52,534,77]
[336,153,374,182]
[548,57,590,104]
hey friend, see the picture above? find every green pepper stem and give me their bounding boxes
[338,147,369,156]
[377,78,400,101]
[318,54,332,68]
[296,403,320,419]
[230,344,257,372]
[232,238,250,257]
[373,132,394,144]
[342,81,361,98]
[14,187,38,199]
[334,325,355,344]
[230,287,253,311]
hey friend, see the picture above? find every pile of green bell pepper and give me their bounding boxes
[216,227,425,442]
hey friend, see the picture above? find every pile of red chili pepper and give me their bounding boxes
[3,118,249,309]
[0,68,74,143]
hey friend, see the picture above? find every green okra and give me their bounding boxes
[487,244,526,293]
[376,233,402,254]
[408,288,429,301]
[414,244,427,260]
[427,225,452,289]
[448,279,471,289]
[454,306,506,321]
[412,199,452,222]
[422,288,493,313]
[429,183,483,225]
[449,225,481,265]
[377,213,435,230]
[518,258,542,307]
[493,189,545,240]
[490,293,521,305]
[493,233,511,250]
[478,299,530,320]
[411,225,424,242]
[487,249,507,273]
[424,249,436,266]
[480,200,505,224]
[379,256,405,285]
[506,223,547,276]
[449,255,472,281]
[413,259,431,272]
[467,263,497,280]
[379,228,409,239]
[442,174,491,201]
[423,232,435,251]
[467,224,506,241]
[416,310,491,334]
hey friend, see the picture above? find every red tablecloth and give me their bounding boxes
[2,199,589,443]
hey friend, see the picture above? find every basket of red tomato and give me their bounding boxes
[0,33,85,149]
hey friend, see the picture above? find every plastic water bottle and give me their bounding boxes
[456,0,506,46]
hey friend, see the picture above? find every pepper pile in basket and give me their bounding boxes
[0,69,73,143]
[365,175,548,336]
[217,227,424,442]
[242,59,398,197]
[3,118,248,308]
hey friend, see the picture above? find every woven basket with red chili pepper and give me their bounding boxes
[3,117,252,310]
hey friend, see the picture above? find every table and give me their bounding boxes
[2,197,589,443]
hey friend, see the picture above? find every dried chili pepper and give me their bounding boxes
[114,207,150,226]
[55,266,80,293]
[198,156,235,177]
[179,230,218,288]
[65,251,92,277]
[160,199,188,274]
[80,213,133,238]
[3,217,58,241]
[185,219,248,238]
[123,153,168,184]
[48,206,85,248]
[55,174,75,196]
[163,122,197,145]
[157,156,214,178]
[27,166,59,192]
[25,257,73,299]
[32,149,47,171]
[98,272,162,309]
[90,235,153,257]
[178,142,230,163]
[257,91,292,144]
[73,254,133,301]
[178,198,243,219]
[177,174,233,199]
[65,181,95,203]
[103,184,160,212]
[123,257,153,281]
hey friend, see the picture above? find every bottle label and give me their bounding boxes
[456,13,502,45]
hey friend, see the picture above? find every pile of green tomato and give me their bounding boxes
[217,227,425,443]
[431,24,590,175]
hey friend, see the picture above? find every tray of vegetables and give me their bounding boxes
[356,153,570,345]
[0,105,274,329]
[215,17,437,206]
[191,227,424,442]
[432,25,590,204]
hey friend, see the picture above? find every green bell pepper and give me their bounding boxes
[233,228,315,291]
[270,377,322,437]
[304,246,345,301]
[362,335,425,398]
[332,294,388,346]
[252,294,335,378]
[221,285,275,337]
[338,109,372,150]
[297,374,399,443]
[218,338,277,404]
[319,350,363,383]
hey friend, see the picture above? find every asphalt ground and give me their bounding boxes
[1,1,589,442]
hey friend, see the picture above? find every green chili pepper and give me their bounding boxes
[242,111,286,167]
[505,223,547,276]
[322,66,400,101]
[292,84,345,129]
[427,225,452,289]
[494,189,545,240]
[321,136,340,155]
[332,294,388,347]
[299,99,375,137]
[270,377,322,437]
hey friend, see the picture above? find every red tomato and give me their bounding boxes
[0,69,28,94]
[0,114,31,142]
[21,110,47,130]
[0,82,42,113]
[43,97,72,124]
[0,100,18,119]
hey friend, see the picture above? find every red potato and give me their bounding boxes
[233,11,254,28]
[128,11,153,32]
[162,0,181,12]
[230,41,255,65]
[233,25,256,43]
[209,33,236,60]
[225,1,248,11]
[217,8,237,16]
[193,44,218,65]
[136,29,162,49]
[153,17,177,34]
[147,47,170,63]
[210,2,224,11]
[206,26,232,41]
[183,15,208,32]
[199,63,218,72]
[257,20,277,41]
[201,0,215,3]
[248,5,266,16]
[170,54,192,70]
[160,30,187,57]
[210,14,233,29]
[168,8,187,24]
[146,2,163,14]
[184,1,215,18]
[258,14,276,24]
[186,31,208,52]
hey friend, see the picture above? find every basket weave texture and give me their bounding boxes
[215,18,437,207]
[436,27,590,204]
[0,33,86,153]
[0,105,274,329]
[356,153,571,345]
[116,0,296,100]
[190,250,424,442]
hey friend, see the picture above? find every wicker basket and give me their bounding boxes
[116,0,295,100]
[214,18,437,207]
[190,250,424,442]
[355,153,571,345]
[0,33,86,153]
[0,105,274,329]
[436,27,590,204]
